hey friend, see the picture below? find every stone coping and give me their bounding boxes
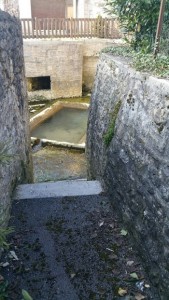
[31,137,85,150]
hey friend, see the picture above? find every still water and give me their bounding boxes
[31,107,88,144]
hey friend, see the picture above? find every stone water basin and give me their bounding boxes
[30,101,89,148]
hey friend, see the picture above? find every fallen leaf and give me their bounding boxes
[120,229,128,236]
[2,262,9,268]
[99,221,104,227]
[118,287,128,296]
[127,260,134,266]
[22,289,33,300]
[136,281,144,291]
[91,233,97,239]
[130,272,139,280]
[98,288,106,295]
[106,248,114,252]
[108,254,118,260]
[135,293,145,300]
[10,250,19,261]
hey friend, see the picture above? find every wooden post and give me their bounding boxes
[154,0,166,57]
[23,19,26,38]
[35,17,38,38]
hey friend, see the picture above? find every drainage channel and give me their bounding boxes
[29,98,89,182]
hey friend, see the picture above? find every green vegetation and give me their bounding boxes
[93,15,109,38]
[102,46,134,57]
[104,100,121,147]
[0,227,14,250]
[103,0,169,77]
[0,280,8,300]
[102,46,169,78]
[104,0,163,51]
[0,142,13,165]
[22,289,33,300]
[0,142,14,300]
[0,142,14,249]
[133,52,169,77]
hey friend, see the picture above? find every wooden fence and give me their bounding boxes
[21,18,121,39]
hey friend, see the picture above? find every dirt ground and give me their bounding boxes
[32,146,87,182]
[1,195,159,300]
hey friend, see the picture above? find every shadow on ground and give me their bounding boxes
[1,195,159,299]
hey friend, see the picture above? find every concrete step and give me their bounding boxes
[13,180,103,200]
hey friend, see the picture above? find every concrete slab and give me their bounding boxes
[13,180,103,200]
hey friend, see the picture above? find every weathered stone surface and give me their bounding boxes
[87,54,169,299]
[0,11,32,226]
[24,40,83,100]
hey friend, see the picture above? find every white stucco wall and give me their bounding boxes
[0,0,4,10]
[19,0,31,18]
[74,0,108,18]
[84,0,107,17]
[76,0,84,17]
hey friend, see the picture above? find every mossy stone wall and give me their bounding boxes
[87,53,169,299]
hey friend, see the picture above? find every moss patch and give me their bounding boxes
[103,101,122,147]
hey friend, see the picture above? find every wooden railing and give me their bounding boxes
[21,18,121,39]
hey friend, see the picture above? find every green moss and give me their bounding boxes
[103,101,122,147]
[157,123,164,133]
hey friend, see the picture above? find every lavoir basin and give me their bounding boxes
[30,101,89,149]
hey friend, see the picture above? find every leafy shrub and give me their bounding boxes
[104,0,163,51]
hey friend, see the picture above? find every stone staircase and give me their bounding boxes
[7,179,157,299]
[13,179,102,200]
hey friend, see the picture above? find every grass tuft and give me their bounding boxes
[104,100,121,147]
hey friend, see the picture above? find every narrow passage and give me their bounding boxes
[1,194,159,299]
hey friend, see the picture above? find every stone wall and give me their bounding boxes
[0,11,32,226]
[82,39,121,92]
[87,54,169,299]
[24,39,122,100]
[24,40,83,100]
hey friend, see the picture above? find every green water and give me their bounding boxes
[31,107,88,144]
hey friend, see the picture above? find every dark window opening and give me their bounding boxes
[27,76,51,91]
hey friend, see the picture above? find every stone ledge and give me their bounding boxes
[13,180,103,200]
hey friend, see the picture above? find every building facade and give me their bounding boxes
[18,0,73,19]
[1,0,107,19]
